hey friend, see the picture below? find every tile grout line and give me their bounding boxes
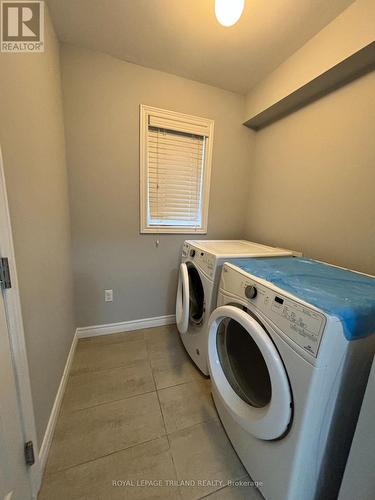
[78,333,146,347]
[48,358,167,475]
[75,334,147,352]
[150,365,170,445]
[156,387,182,500]
[44,334,159,479]
[44,435,167,478]
[72,330,156,377]
[147,340,182,495]
[69,356,150,377]
[155,388,170,446]
[65,334,204,415]
[71,359,150,377]
[198,485,228,499]
[61,387,158,415]
[156,375,209,393]
[145,337,170,444]
[196,472,253,499]
[166,415,221,441]
[145,329,225,498]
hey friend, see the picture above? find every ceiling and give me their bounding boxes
[47,0,354,94]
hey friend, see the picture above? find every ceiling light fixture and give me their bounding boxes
[215,0,245,27]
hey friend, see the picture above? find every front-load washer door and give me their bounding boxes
[176,263,189,334]
[186,262,205,326]
[176,262,206,335]
[208,305,292,440]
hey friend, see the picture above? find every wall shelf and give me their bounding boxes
[244,41,375,131]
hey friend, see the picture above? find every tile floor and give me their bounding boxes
[38,324,263,499]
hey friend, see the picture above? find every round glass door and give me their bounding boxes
[187,263,205,325]
[208,305,292,440]
[217,318,272,408]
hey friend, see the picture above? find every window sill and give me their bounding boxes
[140,226,207,235]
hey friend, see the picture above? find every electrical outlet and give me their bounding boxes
[104,289,113,302]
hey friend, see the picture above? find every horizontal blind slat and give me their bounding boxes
[148,134,204,145]
[149,202,200,209]
[148,163,203,173]
[146,125,205,227]
[148,176,202,185]
[148,134,203,143]
[148,152,203,162]
[148,140,204,151]
[148,117,209,136]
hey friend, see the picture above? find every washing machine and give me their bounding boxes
[207,257,375,500]
[176,240,295,375]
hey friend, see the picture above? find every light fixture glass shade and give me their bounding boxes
[215,0,245,27]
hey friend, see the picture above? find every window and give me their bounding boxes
[140,105,214,233]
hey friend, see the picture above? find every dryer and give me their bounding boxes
[208,257,375,500]
[176,240,295,375]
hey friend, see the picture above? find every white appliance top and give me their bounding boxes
[186,240,292,258]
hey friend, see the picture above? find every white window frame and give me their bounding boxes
[140,104,214,234]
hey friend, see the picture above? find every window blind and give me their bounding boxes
[147,126,206,227]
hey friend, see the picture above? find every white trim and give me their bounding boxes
[38,332,78,472]
[0,147,41,497]
[139,104,214,234]
[76,314,176,339]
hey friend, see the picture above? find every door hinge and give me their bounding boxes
[0,257,11,289]
[24,441,35,466]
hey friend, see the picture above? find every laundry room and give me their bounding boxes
[0,1,374,499]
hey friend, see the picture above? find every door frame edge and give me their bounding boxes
[0,146,41,498]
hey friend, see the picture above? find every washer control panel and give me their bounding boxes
[181,243,215,278]
[220,265,326,357]
[245,285,257,299]
[195,251,214,278]
[268,294,325,357]
[182,242,190,257]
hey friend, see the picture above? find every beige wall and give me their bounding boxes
[245,70,375,275]
[0,11,75,444]
[60,44,252,327]
[245,0,375,121]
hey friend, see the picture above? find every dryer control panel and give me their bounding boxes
[220,265,326,357]
[181,243,215,278]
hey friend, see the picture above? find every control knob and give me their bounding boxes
[190,249,196,257]
[245,285,257,299]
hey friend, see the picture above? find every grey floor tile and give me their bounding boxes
[151,348,204,390]
[45,392,165,474]
[145,324,187,361]
[79,330,145,346]
[39,326,249,499]
[62,360,155,412]
[169,420,246,500]
[39,437,179,500]
[158,379,218,433]
[71,335,148,374]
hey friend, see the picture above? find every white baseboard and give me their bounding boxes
[76,314,176,339]
[39,331,78,472]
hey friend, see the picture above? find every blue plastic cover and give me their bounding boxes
[229,257,375,341]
